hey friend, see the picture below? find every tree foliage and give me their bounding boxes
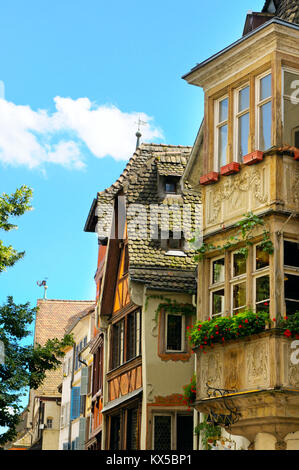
[0,185,33,273]
[0,186,74,446]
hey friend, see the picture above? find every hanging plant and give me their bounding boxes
[179,375,196,409]
[195,416,221,450]
[190,212,274,261]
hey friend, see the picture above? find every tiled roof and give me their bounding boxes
[262,0,299,24]
[34,299,94,396]
[97,143,201,294]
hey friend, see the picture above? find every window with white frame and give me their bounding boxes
[231,252,247,315]
[215,97,228,170]
[165,313,185,352]
[284,239,299,315]
[210,257,225,318]
[256,72,272,151]
[282,68,299,147]
[235,85,250,161]
[253,243,270,313]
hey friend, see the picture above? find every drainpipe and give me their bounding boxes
[68,344,76,450]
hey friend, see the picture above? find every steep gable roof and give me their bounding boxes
[262,0,299,23]
[97,143,201,294]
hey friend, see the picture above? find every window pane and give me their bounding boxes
[177,415,193,451]
[154,416,171,450]
[219,98,228,123]
[285,274,299,311]
[166,315,182,351]
[127,408,138,450]
[165,182,176,193]
[212,258,225,284]
[259,101,272,151]
[256,245,270,270]
[256,276,270,303]
[127,312,137,361]
[237,112,249,159]
[218,124,228,167]
[239,86,250,112]
[260,74,272,101]
[284,241,299,268]
[233,282,246,312]
[212,289,225,316]
[110,415,121,450]
[233,253,246,277]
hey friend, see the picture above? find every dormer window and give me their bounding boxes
[161,230,186,256]
[164,177,179,194]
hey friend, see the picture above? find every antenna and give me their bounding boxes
[37,278,48,299]
[135,117,147,150]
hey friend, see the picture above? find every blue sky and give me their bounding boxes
[0,0,265,318]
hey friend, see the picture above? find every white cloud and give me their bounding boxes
[0,97,163,170]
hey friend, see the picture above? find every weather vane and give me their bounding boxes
[135,116,147,149]
[37,278,48,299]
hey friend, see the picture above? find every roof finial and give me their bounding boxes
[135,117,147,150]
[37,278,48,299]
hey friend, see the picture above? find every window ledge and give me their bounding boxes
[220,162,240,176]
[200,172,219,185]
[165,250,187,257]
[243,150,264,165]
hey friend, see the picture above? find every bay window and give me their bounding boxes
[256,72,272,151]
[231,252,247,315]
[215,97,228,170]
[235,85,250,161]
[210,257,225,317]
[282,68,299,147]
[284,239,299,315]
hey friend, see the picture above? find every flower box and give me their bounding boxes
[199,172,219,185]
[243,150,264,166]
[220,162,240,176]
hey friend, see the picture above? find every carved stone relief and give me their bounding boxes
[200,351,223,397]
[206,168,269,225]
[288,343,299,388]
[246,340,269,387]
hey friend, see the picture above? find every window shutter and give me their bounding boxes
[70,387,80,420]
[75,436,80,450]
[78,417,86,450]
[80,367,88,396]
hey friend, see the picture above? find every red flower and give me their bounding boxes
[222,337,225,342]
[216,331,219,335]
[200,345,203,349]
[245,319,248,324]
[272,318,276,322]
[239,325,242,328]
[284,329,292,338]
[264,302,269,306]
[296,334,299,340]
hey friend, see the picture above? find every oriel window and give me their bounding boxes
[215,97,228,169]
[235,85,250,161]
[256,72,272,151]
